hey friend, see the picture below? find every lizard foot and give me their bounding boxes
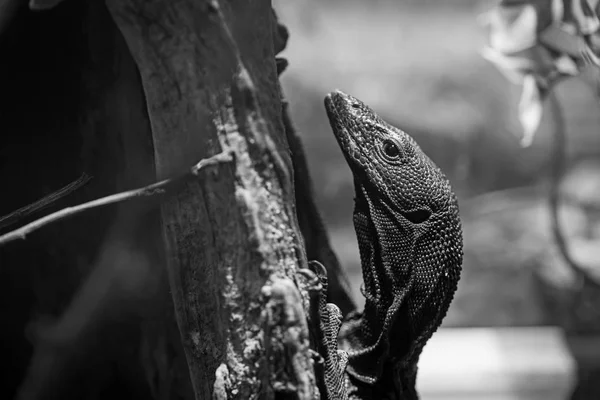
[299,261,349,400]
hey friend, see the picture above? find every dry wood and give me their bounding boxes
[106,0,318,398]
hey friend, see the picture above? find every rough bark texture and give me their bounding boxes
[106,0,318,399]
[0,0,354,399]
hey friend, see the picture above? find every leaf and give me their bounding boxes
[480,0,600,146]
[518,74,544,147]
[570,0,600,35]
[485,4,539,53]
[539,23,588,57]
[480,46,532,83]
[481,44,557,83]
[554,54,580,75]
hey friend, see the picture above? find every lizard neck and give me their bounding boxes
[343,182,421,386]
[353,182,416,343]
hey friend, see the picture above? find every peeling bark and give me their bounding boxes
[106,0,319,398]
[0,0,354,398]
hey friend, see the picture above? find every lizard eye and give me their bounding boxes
[402,209,431,224]
[381,140,401,161]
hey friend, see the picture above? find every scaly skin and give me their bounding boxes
[312,91,463,399]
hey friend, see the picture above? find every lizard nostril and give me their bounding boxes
[351,103,360,109]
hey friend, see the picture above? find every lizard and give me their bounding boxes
[302,90,463,400]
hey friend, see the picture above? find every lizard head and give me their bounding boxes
[325,90,463,385]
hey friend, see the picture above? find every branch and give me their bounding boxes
[0,173,92,232]
[28,0,67,11]
[0,151,232,247]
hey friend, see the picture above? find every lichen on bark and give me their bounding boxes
[106,0,324,398]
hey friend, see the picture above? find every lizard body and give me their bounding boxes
[308,91,463,399]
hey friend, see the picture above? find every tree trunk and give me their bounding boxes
[107,0,319,398]
[0,0,352,399]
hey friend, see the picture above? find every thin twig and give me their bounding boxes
[28,0,66,11]
[0,151,233,247]
[0,173,92,232]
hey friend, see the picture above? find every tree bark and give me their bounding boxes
[0,0,355,398]
[106,0,318,398]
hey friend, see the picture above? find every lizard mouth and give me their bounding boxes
[324,92,352,141]
[324,92,368,176]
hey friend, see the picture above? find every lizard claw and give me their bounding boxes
[302,262,349,399]
[337,349,349,372]
[297,263,323,293]
[308,260,328,280]
[309,349,324,365]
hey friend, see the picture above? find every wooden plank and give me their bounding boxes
[417,327,576,399]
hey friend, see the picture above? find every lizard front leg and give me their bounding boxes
[300,261,349,400]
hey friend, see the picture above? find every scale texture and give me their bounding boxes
[313,91,464,399]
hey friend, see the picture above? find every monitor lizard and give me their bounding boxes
[303,90,464,400]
